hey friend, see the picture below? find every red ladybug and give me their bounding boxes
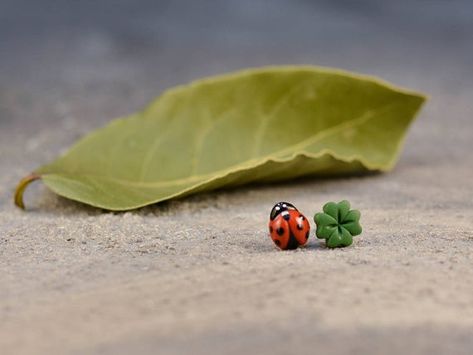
[268,202,310,250]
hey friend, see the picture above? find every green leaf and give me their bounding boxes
[342,221,362,236]
[316,223,337,240]
[314,212,337,227]
[337,200,351,221]
[14,66,426,211]
[338,227,354,247]
[322,202,340,220]
[344,210,361,223]
[326,228,346,248]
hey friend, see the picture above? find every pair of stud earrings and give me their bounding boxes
[268,200,362,250]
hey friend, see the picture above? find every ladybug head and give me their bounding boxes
[270,202,297,220]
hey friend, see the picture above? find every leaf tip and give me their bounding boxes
[14,173,41,210]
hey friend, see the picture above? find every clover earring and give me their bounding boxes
[313,200,362,248]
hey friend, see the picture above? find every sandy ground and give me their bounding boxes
[1,1,473,354]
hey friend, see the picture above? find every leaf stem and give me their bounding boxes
[14,173,41,210]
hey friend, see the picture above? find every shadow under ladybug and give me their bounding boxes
[268,202,310,250]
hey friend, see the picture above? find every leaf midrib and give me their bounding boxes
[41,101,397,189]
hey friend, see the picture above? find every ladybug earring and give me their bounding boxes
[268,202,310,250]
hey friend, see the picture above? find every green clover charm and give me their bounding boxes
[314,200,362,248]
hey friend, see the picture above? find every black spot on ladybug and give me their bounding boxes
[305,231,309,239]
[297,223,303,230]
[286,233,299,250]
[283,212,290,221]
[274,239,281,246]
[277,227,284,236]
[269,226,273,233]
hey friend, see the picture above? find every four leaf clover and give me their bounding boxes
[314,200,362,248]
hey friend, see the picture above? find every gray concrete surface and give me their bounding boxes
[1,1,473,354]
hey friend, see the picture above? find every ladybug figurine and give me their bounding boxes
[268,202,310,250]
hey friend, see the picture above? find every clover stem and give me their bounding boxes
[14,173,41,210]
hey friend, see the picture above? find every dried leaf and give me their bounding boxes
[15,66,426,210]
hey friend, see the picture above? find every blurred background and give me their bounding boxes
[1,0,472,133]
[2,2,473,354]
